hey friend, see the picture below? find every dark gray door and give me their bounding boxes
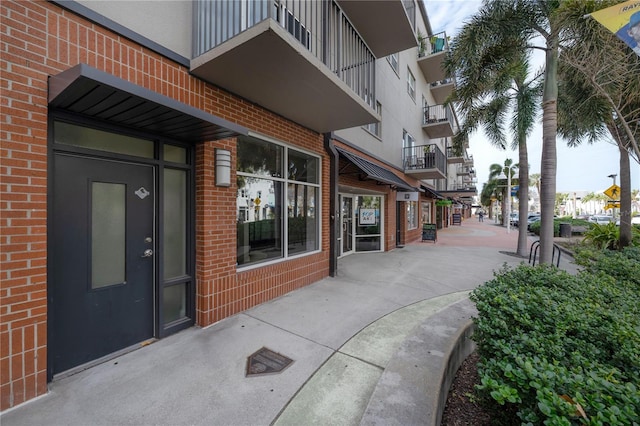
[52,154,155,374]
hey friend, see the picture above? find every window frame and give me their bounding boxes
[387,53,399,76]
[236,134,321,269]
[407,66,416,100]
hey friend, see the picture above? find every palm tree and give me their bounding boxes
[444,0,562,263]
[480,180,500,220]
[556,0,640,248]
[446,35,539,257]
[488,159,519,229]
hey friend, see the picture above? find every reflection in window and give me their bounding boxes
[355,196,381,252]
[236,137,283,178]
[288,184,317,255]
[237,136,320,266]
[407,201,418,230]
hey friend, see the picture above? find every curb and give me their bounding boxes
[359,298,477,426]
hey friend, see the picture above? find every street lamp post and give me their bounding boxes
[608,174,617,220]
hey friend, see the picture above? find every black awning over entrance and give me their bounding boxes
[422,186,445,199]
[48,63,248,142]
[336,147,416,191]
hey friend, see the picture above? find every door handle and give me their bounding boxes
[141,249,154,258]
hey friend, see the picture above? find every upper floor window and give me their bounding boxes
[403,130,415,149]
[387,53,399,75]
[407,67,416,100]
[364,101,382,137]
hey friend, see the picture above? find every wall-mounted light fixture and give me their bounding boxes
[216,149,231,187]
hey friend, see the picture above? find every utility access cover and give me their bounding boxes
[246,347,294,377]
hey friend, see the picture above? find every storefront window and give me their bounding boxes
[237,136,320,266]
[407,201,418,230]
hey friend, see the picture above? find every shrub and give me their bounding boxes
[528,218,591,237]
[470,262,640,425]
[582,223,640,250]
[582,222,619,249]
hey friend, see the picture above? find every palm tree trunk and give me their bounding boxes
[517,136,529,257]
[619,141,632,248]
[539,42,559,265]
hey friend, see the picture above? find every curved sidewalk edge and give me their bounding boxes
[360,297,477,426]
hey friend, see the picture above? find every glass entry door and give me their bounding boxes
[339,195,353,256]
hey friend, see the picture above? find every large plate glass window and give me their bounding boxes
[237,135,320,266]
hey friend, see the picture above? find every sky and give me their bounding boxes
[424,0,640,194]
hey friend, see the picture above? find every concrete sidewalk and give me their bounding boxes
[1,220,579,425]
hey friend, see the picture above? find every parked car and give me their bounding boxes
[526,214,541,230]
[588,215,613,225]
[510,213,519,227]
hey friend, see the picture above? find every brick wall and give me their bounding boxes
[1,0,329,410]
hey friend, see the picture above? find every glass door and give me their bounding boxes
[339,195,353,256]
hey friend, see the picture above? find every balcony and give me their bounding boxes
[457,165,474,176]
[402,144,446,180]
[336,0,417,57]
[430,77,455,104]
[422,104,456,138]
[446,146,468,164]
[191,0,379,133]
[417,31,449,84]
[440,183,477,200]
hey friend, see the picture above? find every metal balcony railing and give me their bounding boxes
[402,144,446,173]
[446,146,469,161]
[418,30,449,58]
[193,0,376,107]
[457,165,475,175]
[431,77,455,88]
[449,183,476,191]
[423,104,454,126]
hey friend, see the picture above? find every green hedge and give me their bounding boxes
[470,254,640,424]
[528,217,591,237]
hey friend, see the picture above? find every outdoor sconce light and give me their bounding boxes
[216,149,231,187]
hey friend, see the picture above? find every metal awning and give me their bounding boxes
[422,186,444,199]
[336,147,416,191]
[48,63,248,142]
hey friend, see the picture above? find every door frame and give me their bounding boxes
[47,112,196,380]
[338,194,354,257]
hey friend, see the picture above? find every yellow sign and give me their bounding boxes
[603,184,621,200]
[605,202,620,210]
[254,197,261,205]
[590,0,640,57]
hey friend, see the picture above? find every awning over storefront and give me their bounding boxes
[336,147,416,191]
[49,63,248,142]
[422,186,444,199]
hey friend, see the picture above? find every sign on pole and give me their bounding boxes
[603,184,621,200]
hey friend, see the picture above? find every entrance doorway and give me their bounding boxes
[338,193,384,256]
[51,154,155,374]
[339,195,354,256]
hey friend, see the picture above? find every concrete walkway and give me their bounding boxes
[1,219,579,425]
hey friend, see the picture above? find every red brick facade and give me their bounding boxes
[0,1,330,410]
[0,1,436,411]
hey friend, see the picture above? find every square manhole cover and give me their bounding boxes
[246,347,294,377]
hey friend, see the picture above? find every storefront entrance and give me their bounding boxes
[49,119,195,378]
[51,154,155,374]
[338,194,384,256]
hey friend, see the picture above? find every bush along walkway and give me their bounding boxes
[469,247,640,425]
